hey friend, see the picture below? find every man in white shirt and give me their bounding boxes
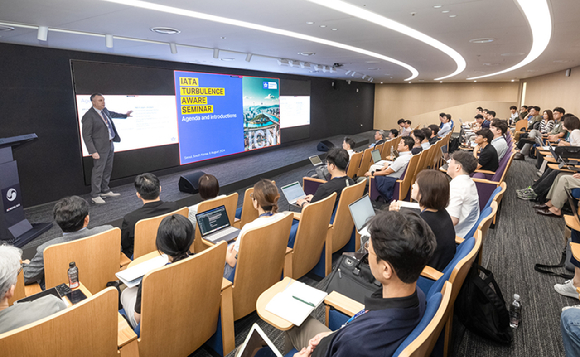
[490,119,509,161]
[398,119,412,137]
[446,151,480,238]
[366,137,414,179]
[438,115,452,137]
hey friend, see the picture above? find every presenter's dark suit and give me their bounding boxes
[82,107,127,198]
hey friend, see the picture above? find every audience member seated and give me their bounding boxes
[473,129,499,172]
[297,148,354,210]
[410,129,425,155]
[554,228,580,300]
[369,130,385,148]
[446,151,480,238]
[388,129,398,140]
[0,245,67,334]
[285,210,436,357]
[121,173,179,259]
[517,115,580,201]
[438,112,446,128]
[519,105,529,121]
[535,173,580,217]
[342,137,356,159]
[509,105,519,125]
[471,114,484,134]
[547,107,567,142]
[121,214,194,328]
[421,128,433,149]
[446,113,455,129]
[561,306,580,356]
[188,174,225,229]
[366,137,414,179]
[438,115,452,137]
[428,125,440,144]
[490,119,509,161]
[390,170,456,271]
[483,111,494,128]
[23,196,113,285]
[515,110,554,159]
[224,179,288,279]
[398,118,411,137]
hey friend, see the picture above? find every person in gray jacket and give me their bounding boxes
[22,196,113,285]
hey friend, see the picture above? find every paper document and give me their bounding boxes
[116,255,169,288]
[399,201,420,209]
[265,281,327,326]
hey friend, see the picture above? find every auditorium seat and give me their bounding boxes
[134,207,189,259]
[44,227,121,294]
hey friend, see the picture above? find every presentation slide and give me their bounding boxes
[174,71,280,165]
[76,95,178,156]
[280,96,310,128]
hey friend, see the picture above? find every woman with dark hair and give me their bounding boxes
[121,214,194,328]
[516,109,554,154]
[558,115,580,146]
[390,169,455,270]
[224,179,288,281]
[188,174,226,229]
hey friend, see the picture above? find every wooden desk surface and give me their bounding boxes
[256,276,296,331]
[62,283,138,348]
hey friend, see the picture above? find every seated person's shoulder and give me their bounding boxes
[0,295,67,334]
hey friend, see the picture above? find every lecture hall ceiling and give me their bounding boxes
[0,0,578,83]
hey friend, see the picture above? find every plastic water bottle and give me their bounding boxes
[509,294,521,328]
[68,261,79,289]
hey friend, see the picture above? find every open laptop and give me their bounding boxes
[280,181,307,205]
[349,195,376,240]
[196,205,240,243]
[309,155,323,167]
[371,149,391,165]
[236,324,283,357]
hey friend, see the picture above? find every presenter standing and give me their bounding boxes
[82,93,132,204]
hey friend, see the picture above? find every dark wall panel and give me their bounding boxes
[0,43,374,207]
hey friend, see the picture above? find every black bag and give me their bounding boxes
[448,137,460,153]
[534,237,574,279]
[323,253,380,304]
[455,264,513,345]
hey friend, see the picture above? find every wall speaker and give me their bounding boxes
[317,140,335,152]
[178,171,206,194]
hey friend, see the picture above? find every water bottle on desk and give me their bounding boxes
[68,261,79,289]
[509,294,521,328]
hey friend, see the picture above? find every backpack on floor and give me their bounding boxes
[455,263,513,345]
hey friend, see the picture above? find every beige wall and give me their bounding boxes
[522,66,580,115]
[374,82,520,131]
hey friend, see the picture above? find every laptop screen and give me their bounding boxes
[280,182,306,203]
[309,155,322,165]
[349,195,376,232]
[371,149,382,164]
[196,205,230,237]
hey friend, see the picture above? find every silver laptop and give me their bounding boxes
[196,205,240,243]
[281,181,307,205]
[236,324,283,357]
[348,195,376,239]
[309,155,323,166]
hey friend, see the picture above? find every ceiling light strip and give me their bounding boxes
[467,0,551,80]
[305,0,466,80]
[102,0,418,80]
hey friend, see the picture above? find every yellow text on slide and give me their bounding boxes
[180,87,225,96]
[181,96,208,105]
[179,77,199,86]
[181,105,214,115]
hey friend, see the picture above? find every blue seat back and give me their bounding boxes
[484,185,503,212]
[465,205,493,241]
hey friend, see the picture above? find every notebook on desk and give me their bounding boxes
[265,281,327,326]
[281,181,307,205]
[196,205,240,244]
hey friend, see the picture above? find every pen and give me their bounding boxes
[292,295,315,307]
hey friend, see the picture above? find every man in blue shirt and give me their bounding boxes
[286,211,436,357]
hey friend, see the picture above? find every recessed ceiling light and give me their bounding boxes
[150,27,180,35]
[473,80,477,82]
[511,79,515,82]
[220,36,226,39]
[298,52,315,56]
[0,25,15,31]
[306,21,315,25]
[303,0,465,81]
[441,10,450,13]
[469,38,494,44]
[468,0,552,80]
[434,5,442,9]
[320,25,327,28]
[440,81,443,83]
[332,28,338,31]
[380,82,383,84]
[449,14,457,18]
[107,0,419,80]
[221,58,235,61]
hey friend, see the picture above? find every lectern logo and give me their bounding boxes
[6,188,17,202]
